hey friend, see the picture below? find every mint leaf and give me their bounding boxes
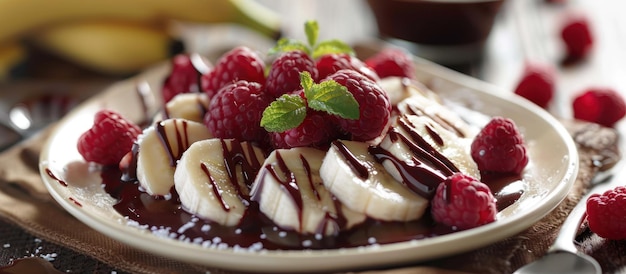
[312,39,355,59]
[260,94,307,132]
[304,20,319,47]
[304,79,359,120]
[269,38,310,56]
[300,71,314,91]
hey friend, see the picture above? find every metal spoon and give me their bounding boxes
[513,166,624,274]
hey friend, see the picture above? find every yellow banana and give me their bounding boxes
[0,0,281,42]
[0,41,26,80]
[28,21,180,75]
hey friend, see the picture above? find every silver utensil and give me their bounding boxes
[513,165,624,274]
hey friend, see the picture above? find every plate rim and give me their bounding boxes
[39,56,579,273]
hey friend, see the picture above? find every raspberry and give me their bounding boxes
[162,54,207,103]
[325,69,391,141]
[204,80,272,144]
[573,88,626,128]
[560,13,593,61]
[316,53,379,82]
[471,117,528,174]
[270,107,339,149]
[431,173,497,230]
[513,62,555,109]
[265,50,318,98]
[77,110,142,166]
[586,186,626,240]
[364,48,415,80]
[200,46,266,100]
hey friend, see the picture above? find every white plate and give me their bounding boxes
[39,57,578,273]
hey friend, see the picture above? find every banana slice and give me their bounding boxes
[136,118,212,195]
[379,115,480,196]
[320,140,428,222]
[251,147,366,236]
[396,84,477,138]
[174,138,265,226]
[378,77,419,106]
[153,92,210,123]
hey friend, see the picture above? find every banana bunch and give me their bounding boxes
[0,0,281,79]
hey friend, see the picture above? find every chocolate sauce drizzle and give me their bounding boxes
[155,120,190,167]
[403,99,465,138]
[200,162,231,212]
[220,140,262,196]
[251,151,345,235]
[397,116,460,174]
[331,141,369,180]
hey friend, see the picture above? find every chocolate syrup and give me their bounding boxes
[251,151,346,235]
[369,146,444,199]
[156,120,190,167]
[200,162,231,212]
[256,151,306,229]
[220,140,262,195]
[403,101,465,138]
[331,140,369,180]
[45,168,67,187]
[46,152,521,252]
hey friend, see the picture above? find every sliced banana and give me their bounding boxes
[152,92,210,123]
[380,115,480,190]
[251,147,366,236]
[175,138,265,226]
[378,77,419,106]
[394,80,477,138]
[136,118,212,196]
[320,140,428,222]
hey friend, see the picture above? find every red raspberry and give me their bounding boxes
[365,48,415,80]
[162,54,208,103]
[265,50,319,98]
[513,62,555,109]
[316,53,379,82]
[560,13,593,61]
[270,107,339,149]
[572,88,626,127]
[471,117,528,174]
[204,80,272,144]
[200,46,266,100]
[586,186,626,240]
[325,69,391,141]
[431,173,497,230]
[77,110,142,166]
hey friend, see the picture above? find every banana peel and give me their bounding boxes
[0,0,282,77]
[0,0,281,43]
[27,20,183,75]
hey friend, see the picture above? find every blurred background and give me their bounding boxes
[0,0,624,149]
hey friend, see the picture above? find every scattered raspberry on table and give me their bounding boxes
[572,87,626,128]
[586,186,626,240]
[560,12,594,61]
[514,62,555,109]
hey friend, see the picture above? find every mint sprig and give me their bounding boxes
[269,20,354,59]
[261,72,359,132]
[260,94,307,132]
[302,73,359,119]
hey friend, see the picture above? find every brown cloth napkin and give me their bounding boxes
[0,120,623,274]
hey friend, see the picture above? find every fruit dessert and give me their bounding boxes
[75,21,529,250]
